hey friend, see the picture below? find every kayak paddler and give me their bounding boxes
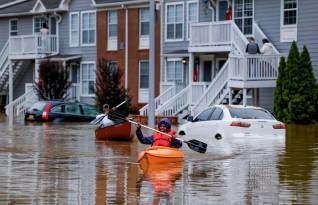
[136,118,182,148]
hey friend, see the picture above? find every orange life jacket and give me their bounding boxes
[152,130,176,147]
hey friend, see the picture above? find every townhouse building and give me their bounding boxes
[140,0,318,117]
[93,0,161,111]
[0,0,97,115]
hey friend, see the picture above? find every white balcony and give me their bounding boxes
[189,21,248,54]
[9,34,59,59]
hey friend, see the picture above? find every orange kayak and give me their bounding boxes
[95,121,136,141]
[138,146,184,165]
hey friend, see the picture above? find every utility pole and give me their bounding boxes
[148,0,155,128]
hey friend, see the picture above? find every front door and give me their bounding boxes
[218,0,229,21]
[203,61,212,82]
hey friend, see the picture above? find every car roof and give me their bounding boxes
[215,104,266,110]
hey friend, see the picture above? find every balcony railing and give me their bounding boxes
[9,34,58,57]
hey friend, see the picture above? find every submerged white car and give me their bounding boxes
[178,105,285,148]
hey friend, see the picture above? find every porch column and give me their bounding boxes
[189,53,194,115]
[148,0,155,128]
[243,88,247,106]
[35,59,40,82]
[9,60,13,125]
[228,87,232,105]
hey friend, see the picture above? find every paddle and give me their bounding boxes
[108,112,207,153]
[90,100,127,125]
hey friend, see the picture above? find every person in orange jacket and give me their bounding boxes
[136,118,182,148]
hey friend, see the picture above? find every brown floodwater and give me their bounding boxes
[0,117,317,205]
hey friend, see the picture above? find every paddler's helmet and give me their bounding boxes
[158,118,171,132]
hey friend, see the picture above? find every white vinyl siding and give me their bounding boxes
[165,2,184,41]
[108,10,118,50]
[280,0,297,42]
[81,62,96,96]
[69,12,79,47]
[139,8,149,49]
[139,61,149,103]
[233,0,254,35]
[187,1,198,40]
[9,19,18,36]
[81,11,96,46]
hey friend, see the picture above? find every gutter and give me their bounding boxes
[94,0,160,8]
[0,9,68,18]
[0,0,28,9]
[124,4,128,91]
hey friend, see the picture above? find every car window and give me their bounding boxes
[228,108,275,120]
[209,108,223,120]
[65,104,81,115]
[81,104,100,117]
[29,101,47,111]
[50,105,63,113]
[195,108,215,122]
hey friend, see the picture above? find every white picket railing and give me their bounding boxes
[5,88,38,116]
[229,55,280,81]
[9,34,58,56]
[139,85,176,116]
[0,41,9,79]
[67,83,81,101]
[192,61,230,116]
[190,21,249,54]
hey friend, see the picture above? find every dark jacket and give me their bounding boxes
[136,128,182,148]
[246,42,260,54]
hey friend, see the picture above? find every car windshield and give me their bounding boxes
[29,101,47,111]
[228,108,275,120]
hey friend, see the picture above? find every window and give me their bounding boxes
[34,16,46,33]
[166,59,183,82]
[209,108,224,120]
[187,1,198,39]
[108,10,118,50]
[81,11,96,45]
[139,61,149,89]
[81,62,95,95]
[228,108,275,119]
[195,108,215,121]
[65,104,81,115]
[51,105,64,113]
[139,8,149,49]
[81,104,100,117]
[283,0,297,25]
[9,19,18,36]
[166,3,184,41]
[234,0,253,35]
[70,12,79,47]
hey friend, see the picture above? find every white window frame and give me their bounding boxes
[187,0,198,40]
[69,12,79,47]
[9,18,18,36]
[108,10,118,51]
[280,0,298,42]
[33,16,46,34]
[80,61,96,97]
[138,60,149,103]
[81,10,96,46]
[139,7,150,49]
[233,0,254,36]
[165,2,184,42]
[165,58,184,82]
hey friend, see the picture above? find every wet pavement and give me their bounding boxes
[0,117,317,205]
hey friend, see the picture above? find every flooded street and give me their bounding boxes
[0,118,317,205]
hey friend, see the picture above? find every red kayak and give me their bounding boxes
[95,121,136,141]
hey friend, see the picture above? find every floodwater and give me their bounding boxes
[0,118,317,205]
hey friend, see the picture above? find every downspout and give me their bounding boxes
[160,0,164,91]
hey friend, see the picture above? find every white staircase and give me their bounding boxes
[0,41,9,91]
[5,88,38,116]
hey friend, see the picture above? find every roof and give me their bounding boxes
[95,0,136,3]
[94,0,152,6]
[0,0,65,17]
[48,54,82,62]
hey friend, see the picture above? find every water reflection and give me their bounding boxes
[278,125,318,204]
[139,162,183,205]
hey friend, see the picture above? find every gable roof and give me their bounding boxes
[0,0,66,17]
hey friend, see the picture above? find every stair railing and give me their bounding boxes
[5,88,38,116]
[231,22,249,54]
[0,41,9,76]
[253,22,279,55]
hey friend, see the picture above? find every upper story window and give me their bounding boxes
[81,62,95,96]
[81,11,96,46]
[165,2,184,41]
[70,12,79,47]
[283,0,297,25]
[108,10,118,50]
[139,8,149,49]
[187,1,198,40]
[9,19,18,36]
[234,0,253,35]
[34,16,46,33]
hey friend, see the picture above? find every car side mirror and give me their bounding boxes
[187,116,194,122]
